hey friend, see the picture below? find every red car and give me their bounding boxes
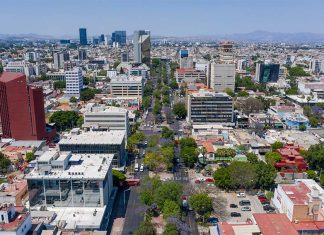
[205,178,214,183]
[195,179,201,184]
[259,198,268,203]
[258,196,267,200]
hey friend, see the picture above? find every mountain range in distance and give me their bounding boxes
[1,30,324,43]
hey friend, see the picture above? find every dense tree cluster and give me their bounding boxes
[49,111,83,131]
[173,103,187,119]
[180,138,198,167]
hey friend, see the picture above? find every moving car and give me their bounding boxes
[207,217,219,225]
[134,163,139,172]
[230,212,241,217]
[241,206,251,211]
[140,164,144,172]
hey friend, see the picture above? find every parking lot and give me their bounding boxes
[218,192,264,222]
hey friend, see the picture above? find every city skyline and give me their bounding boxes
[1,0,324,37]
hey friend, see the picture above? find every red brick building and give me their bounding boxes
[0,72,48,140]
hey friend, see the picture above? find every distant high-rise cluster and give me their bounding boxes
[111,30,127,46]
[79,28,88,45]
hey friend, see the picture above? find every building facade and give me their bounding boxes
[176,68,206,83]
[187,89,234,125]
[133,30,151,66]
[255,63,280,83]
[65,67,83,96]
[111,31,126,46]
[0,72,47,140]
[79,28,88,45]
[110,75,143,100]
[209,63,235,92]
[58,130,126,166]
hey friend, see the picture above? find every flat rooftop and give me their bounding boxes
[281,181,311,205]
[26,153,114,180]
[0,72,25,83]
[191,90,230,98]
[59,130,125,145]
[48,206,105,230]
[253,213,299,235]
[110,74,142,82]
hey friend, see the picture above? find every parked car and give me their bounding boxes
[239,200,251,206]
[230,212,241,217]
[263,205,275,211]
[259,198,268,203]
[194,179,201,184]
[261,200,270,205]
[207,217,219,225]
[256,191,265,197]
[241,206,251,211]
[237,192,246,198]
[258,195,267,200]
[230,204,238,208]
[205,178,214,183]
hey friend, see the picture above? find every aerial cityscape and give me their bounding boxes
[1,1,324,235]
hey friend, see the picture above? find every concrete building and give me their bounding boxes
[26,150,114,231]
[4,61,35,77]
[83,103,130,135]
[133,30,151,66]
[110,75,144,100]
[53,52,69,70]
[78,49,87,61]
[107,69,117,78]
[187,89,234,125]
[129,64,150,80]
[0,181,28,206]
[58,129,126,166]
[175,68,206,83]
[209,63,235,92]
[65,67,83,96]
[0,205,32,235]
[46,71,65,81]
[24,52,39,62]
[0,72,48,140]
[272,179,324,222]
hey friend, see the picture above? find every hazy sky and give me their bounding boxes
[1,0,323,37]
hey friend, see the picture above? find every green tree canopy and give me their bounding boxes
[49,111,82,131]
[161,127,174,139]
[134,217,156,235]
[238,90,249,97]
[303,143,324,171]
[188,193,213,221]
[265,152,282,165]
[309,116,319,127]
[173,103,187,119]
[163,224,179,235]
[53,80,66,90]
[69,96,78,103]
[246,152,259,164]
[271,141,284,151]
[26,152,35,162]
[216,148,236,158]
[80,88,101,101]
[163,200,181,219]
[289,66,309,77]
[112,169,126,186]
[0,152,11,173]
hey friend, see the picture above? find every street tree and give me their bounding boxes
[189,193,213,222]
[163,200,181,219]
[173,103,187,119]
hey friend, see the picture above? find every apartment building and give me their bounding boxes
[65,67,83,96]
[175,68,206,83]
[272,179,324,222]
[110,75,144,100]
[83,103,130,135]
[187,89,234,125]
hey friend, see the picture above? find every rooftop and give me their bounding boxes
[59,130,125,145]
[85,103,128,114]
[110,74,143,82]
[253,213,299,235]
[281,181,311,205]
[26,152,114,180]
[191,89,231,98]
[0,206,29,232]
[0,72,25,83]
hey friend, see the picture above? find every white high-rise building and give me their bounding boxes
[65,67,83,96]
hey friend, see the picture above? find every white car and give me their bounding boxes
[140,164,144,172]
[237,192,246,198]
[241,206,251,211]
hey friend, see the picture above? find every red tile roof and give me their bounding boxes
[203,142,214,153]
[253,213,299,235]
[0,72,25,83]
[0,207,28,232]
[281,181,310,205]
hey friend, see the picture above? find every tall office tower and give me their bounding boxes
[208,41,235,92]
[111,31,127,46]
[53,52,69,70]
[65,67,83,96]
[310,59,323,74]
[255,63,280,83]
[0,72,46,140]
[99,34,105,43]
[133,30,151,66]
[79,28,88,45]
[78,49,87,61]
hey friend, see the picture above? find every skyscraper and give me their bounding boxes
[111,31,126,46]
[65,67,83,96]
[0,72,46,140]
[255,63,280,83]
[133,30,151,66]
[79,28,88,45]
